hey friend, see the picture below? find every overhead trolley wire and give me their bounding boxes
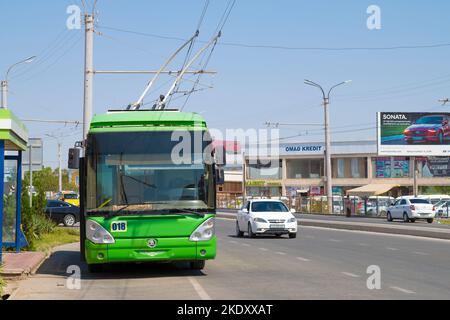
[96,24,450,52]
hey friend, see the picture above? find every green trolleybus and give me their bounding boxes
[70,110,223,272]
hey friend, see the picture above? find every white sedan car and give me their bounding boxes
[387,198,436,223]
[236,200,298,238]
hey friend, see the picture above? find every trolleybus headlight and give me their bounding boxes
[86,220,115,244]
[189,218,215,242]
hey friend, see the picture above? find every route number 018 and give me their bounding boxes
[111,221,127,233]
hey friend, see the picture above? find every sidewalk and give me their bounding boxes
[1,251,47,280]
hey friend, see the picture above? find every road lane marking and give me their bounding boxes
[258,248,268,251]
[386,247,399,251]
[413,251,429,256]
[229,240,237,244]
[390,286,416,294]
[275,252,286,255]
[242,243,251,247]
[329,239,341,242]
[296,257,311,262]
[304,235,316,239]
[341,272,361,278]
[188,277,212,300]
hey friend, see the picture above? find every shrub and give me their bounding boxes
[21,174,55,250]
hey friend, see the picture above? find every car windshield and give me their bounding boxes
[410,199,430,204]
[251,202,289,212]
[86,131,215,215]
[415,116,444,125]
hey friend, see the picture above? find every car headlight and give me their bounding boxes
[287,217,297,223]
[190,218,215,242]
[254,217,268,223]
[86,220,115,244]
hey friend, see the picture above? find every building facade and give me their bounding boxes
[244,140,450,198]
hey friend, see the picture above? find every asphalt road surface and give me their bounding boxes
[10,218,450,300]
[295,213,450,230]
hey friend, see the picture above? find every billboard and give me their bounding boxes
[377,112,450,156]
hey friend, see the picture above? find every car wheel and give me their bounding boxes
[289,233,297,239]
[248,223,256,238]
[387,212,393,222]
[427,218,434,224]
[63,214,76,227]
[235,221,244,237]
[403,213,409,223]
[410,218,416,223]
[88,264,104,273]
[190,260,206,270]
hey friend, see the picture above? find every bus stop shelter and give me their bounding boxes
[0,109,28,264]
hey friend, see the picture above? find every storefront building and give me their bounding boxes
[244,140,450,198]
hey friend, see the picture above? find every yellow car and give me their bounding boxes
[61,193,80,207]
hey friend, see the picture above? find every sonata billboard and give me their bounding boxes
[377,112,450,156]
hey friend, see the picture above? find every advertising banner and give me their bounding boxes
[419,157,450,178]
[377,112,450,156]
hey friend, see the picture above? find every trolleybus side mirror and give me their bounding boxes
[68,148,81,169]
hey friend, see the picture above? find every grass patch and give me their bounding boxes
[32,227,80,253]
[437,219,450,225]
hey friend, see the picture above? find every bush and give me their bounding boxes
[21,174,55,250]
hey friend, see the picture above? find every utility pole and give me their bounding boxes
[413,157,419,197]
[83,14,94,142]
[29,145,33,208]
[305,80,352,214]
[58,142,62,193]
[323,96,332,213]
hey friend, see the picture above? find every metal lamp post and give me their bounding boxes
[1,56,36,109]
[304,79,352,214]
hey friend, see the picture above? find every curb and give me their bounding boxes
[1,252,48,281]
[216,213,450,240]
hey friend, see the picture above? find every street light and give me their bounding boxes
[304,79,352,214]
[1,56,36,109]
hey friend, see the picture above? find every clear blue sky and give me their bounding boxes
[1,0,450,168]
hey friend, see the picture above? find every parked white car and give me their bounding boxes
[387,198,436,223]
[236,200,298,238]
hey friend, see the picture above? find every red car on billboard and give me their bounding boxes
[404,114,450,144]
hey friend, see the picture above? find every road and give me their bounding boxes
[10,218,450,300]
[294,213,450,230]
